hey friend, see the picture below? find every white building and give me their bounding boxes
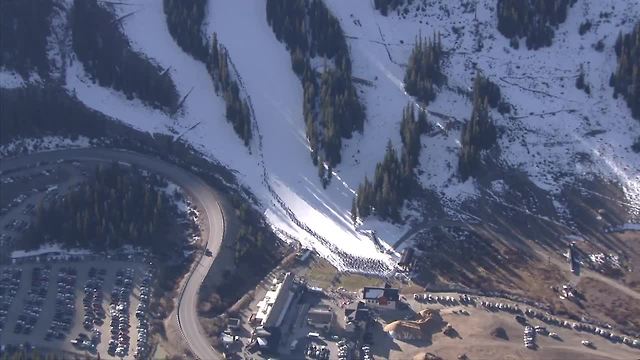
[361,284,399,310]
[254,272,295,329]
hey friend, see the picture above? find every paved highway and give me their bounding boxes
[1,148,224,359]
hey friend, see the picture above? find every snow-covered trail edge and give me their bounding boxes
[60,0,400,274]
[324,0,640,220]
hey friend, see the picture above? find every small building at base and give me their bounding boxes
[361,284,399,310]
[307,305,334,331]
[344,301,370,333]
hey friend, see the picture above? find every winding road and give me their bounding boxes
[0,148,224,360]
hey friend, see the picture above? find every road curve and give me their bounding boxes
[0,148,224,360]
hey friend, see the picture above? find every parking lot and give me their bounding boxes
[280,290,353,360]
[0,162,85,263]
[0,260,152,359]
[225,267,361,360]
[1,157,200,359]
[360,291,640,360]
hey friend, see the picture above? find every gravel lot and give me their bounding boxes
[366,292,640,360]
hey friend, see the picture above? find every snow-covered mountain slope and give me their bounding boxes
[7,0,638,274]
[324,0,640,217]
[204,1,398,270]
[62,0,401,274]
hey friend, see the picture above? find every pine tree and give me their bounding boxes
[0,85,113,143]
[458,74,498,180]
[497,0,575,50]
[404,33,444,105]
[351,197,358,223]
[163,0,207,61]
[22,164,175,253]
[206,32,252,146]
[266,0,364,177]
[318,158,327,188]
[575,65,590,95]
[472,73,502,108]
[0,0,54,77]
[374,0,405,16]
[71,0,179,111]
[353,105,426,222]
[611,22,640,121]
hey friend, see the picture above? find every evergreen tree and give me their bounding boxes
[0,85,110,143]
[373,0,405,16]
[575,65,590,95]
[354,104,427,221]
[578,20,592,35]
[611,23,640,121]
[23,163,176,253]
[458,74,499,180]
[206,32,252,146]
[163,0,207,61]
[209,33,220,90]
[404,33,445,105]
[318,158,327,188]
[472,72,502,108]
[0,0,53,78]
[351,196,358,223]
[163,1,254,146]
[497,0,576,50]
[400,103,424,174]
[71,0,178,111]
[266,0,365,177]
[632,137,640,153]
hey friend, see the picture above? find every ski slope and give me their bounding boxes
[63,0,401,274]
[324,0,640,218]
[5,0,638,274]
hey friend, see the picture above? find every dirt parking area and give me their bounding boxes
[195,249,640,360]
[0,258,151,360]
[367,292,640,360]
[575,277,640,331]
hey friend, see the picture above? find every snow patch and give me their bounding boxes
[606,223,640,233]
[0,136,93,158]
[160,181,189,215]
[491,180,507,194]
[11,243,92,259]
[0,69,41,89]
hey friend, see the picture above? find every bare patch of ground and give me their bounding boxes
[380,300,640,360]
[410,175,640,336]
[304,257,384,290]
[576,277,640,331]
